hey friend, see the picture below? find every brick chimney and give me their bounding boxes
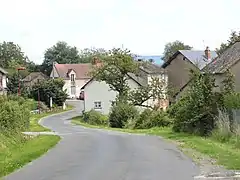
[204,46,211,60]
[92,57,102,67]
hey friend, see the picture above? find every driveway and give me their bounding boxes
[5,100,200,180]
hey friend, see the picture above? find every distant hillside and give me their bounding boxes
[135,55,163,65]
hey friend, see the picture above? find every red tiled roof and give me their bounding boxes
[55,63,92,79]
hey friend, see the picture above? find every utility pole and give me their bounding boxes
[50,61,55,110]
[17,67,26,96]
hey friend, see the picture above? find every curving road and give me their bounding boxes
[5,100,199,180]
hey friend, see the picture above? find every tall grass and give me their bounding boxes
[212,109,240,147]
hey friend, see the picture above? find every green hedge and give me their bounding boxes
[82,110,108,126]
[0,95,32,132]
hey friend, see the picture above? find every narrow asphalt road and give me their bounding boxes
[5,100,200,180]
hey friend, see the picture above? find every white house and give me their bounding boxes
[81,62,169,115]
[0,67,8,95]
[50,62,93,98]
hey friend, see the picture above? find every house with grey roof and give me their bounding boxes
[161,47,218,103]
[80,61,168,114]
[23,72,49,87]
[203,41,240,92]
[0,67,8,95]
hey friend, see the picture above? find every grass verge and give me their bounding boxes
[72,116,240,170]
[29,105,73,132]
[0,134,60,177]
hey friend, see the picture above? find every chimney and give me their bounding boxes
[204,46,211,60]
[92,57,102,67]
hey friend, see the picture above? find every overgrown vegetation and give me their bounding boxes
[0,94,69,177]
[0,133,60,177]
[30,78,68,107]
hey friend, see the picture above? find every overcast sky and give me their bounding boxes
[0,0,239,64]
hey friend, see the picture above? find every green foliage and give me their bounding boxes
[127,109,172,129]
[223,92,240,109]
[91,48,138,102]
[79,48,107,63]
[0,41,29,69]
[222,70,235,95]
[162,40,192,61]
[109,103,139,128]
[216,31,240,56]
[0,95,31,132]
[170,70,218,136]
[82,110,108,126]
[7,72,29,97]
[128,75,166,109]
[41,41,81,75]
[211,109,232,143]
[30,78,68,107]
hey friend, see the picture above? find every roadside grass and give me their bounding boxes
[0,105,73,177]
[29,105,74,132]
[72,116,240,170]
[0,134,60,177]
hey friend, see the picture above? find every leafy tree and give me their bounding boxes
[79,48,107,63]
[30,78,68,106]
[91,48,138,102]
[0,41,30,69]
[41,41,81,75]
[162,40,192,61]
[128,75,166,109]
[216,31,240,56]
[7,72,29,97]
[169,70,217,136]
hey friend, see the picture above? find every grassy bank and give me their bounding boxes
[0,106,74,177]
[29,105,73,132]
[0,134,60,177]
[72,116,240,170]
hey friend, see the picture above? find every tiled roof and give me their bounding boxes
[179,50,217,70]
[162,50,218,70]
[203,42,240,73]
[54,63,92,79]
[23,72,48,82]
[139,61,165,74]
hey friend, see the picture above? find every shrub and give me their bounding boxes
[109,103,139,128]
[83,110,108,126]
[30,79,68,107]
[223,92,240,109]
[0,95,31,132]
[130,109,172,129]
[170,71,218,136]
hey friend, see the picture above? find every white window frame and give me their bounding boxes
[94,101,102,109]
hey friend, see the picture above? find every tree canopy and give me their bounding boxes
[162,40,192,61]
[41,41,81,75]
[91,48,138,102]
[0,41,34,70]
[216,31,240,56]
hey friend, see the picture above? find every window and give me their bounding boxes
[37,79,40,83]
[70,74,75,82]
[71,86,76,95]
[94,101,102,109]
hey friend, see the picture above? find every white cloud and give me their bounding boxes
[0,0,239,63]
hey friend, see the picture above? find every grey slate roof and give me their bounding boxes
[203,42,240,73]
[162,50,218,70]
[179,50,217,70]
[139,61,165,74]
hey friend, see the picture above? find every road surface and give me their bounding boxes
[5,100,200,180]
